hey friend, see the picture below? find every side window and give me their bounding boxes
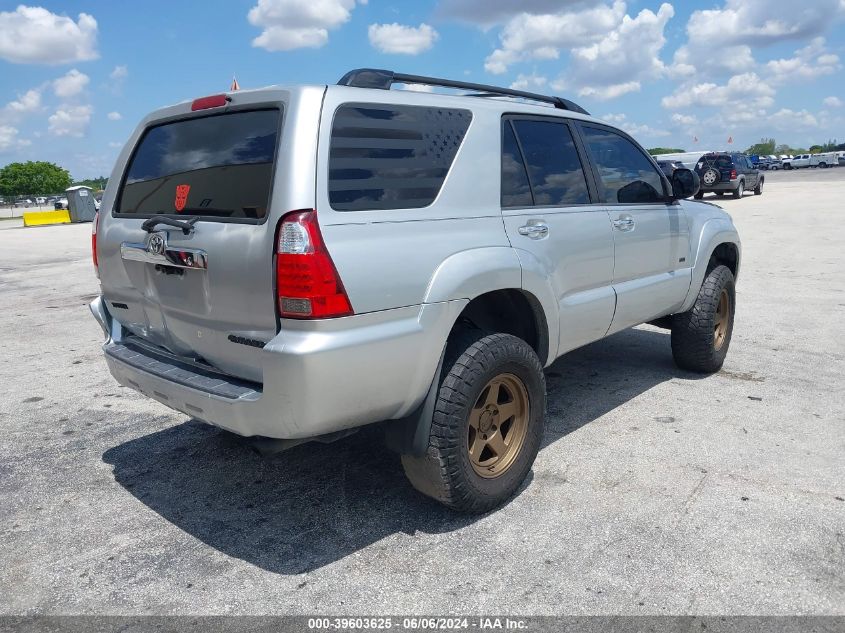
[328,103,472,211]
[580,126,666,204]
[510,119,590,206]
[501,122,533,207]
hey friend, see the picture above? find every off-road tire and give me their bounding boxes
[753,178,764,195]
[733,180,744,198]
[671,265,736,373]
[401,330,545,513]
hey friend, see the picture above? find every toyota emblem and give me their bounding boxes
[148,233,165,256]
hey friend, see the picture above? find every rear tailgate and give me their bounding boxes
[97,87,324,383]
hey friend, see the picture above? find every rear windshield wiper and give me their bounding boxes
[141,216,199,235]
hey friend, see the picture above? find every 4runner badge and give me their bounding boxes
[174,184,191,212]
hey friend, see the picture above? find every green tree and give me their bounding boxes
[72,176,108,191]
[648,147,685,155]
[745,138,776,155]
[0,161,72,196]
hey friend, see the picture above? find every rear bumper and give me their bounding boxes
[700,179,739,192]
[91,296,466,439]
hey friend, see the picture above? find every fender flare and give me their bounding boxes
[423,246,522,304]
[679,219,741,313]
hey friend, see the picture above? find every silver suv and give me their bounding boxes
[91,69,740,513]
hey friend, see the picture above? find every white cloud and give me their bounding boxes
[767,108,820,131]
[53,69,90,98]
[599,112,668,139]
[0,6,98,64]
[5,89,42,114]
[671,113,697,127]
[685,0,845,48]
[661,73,775,111]
[510,73,548,90]
[484,1,625,74]
[670,44,755,78]
[566,3,673,100]
[823,96,843,108]
[108,141,123,148]
[439,0,602,27]
[107,111,122,121]
[368,23,438,55]
[0,125,31,151]
[110,65,128,80]
[398,84,434,92]
[578,81,640,100]
[766,38,841,84]
[248,0,362,51]
[48,104,93,137]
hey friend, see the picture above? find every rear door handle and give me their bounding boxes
[612,216,635,232]
[518,222,549,239]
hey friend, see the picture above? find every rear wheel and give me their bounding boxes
[671,265,735,373]
[401,330,545,513]
[733,180,744,198]
[754,178,763,195]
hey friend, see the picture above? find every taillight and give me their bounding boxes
[730,169,737,179]
[92,211,99,276]
[275,210,353,319]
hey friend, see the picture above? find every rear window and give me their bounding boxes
[116,109,281,220]
[328,103,472,211]
[701,154,733,168]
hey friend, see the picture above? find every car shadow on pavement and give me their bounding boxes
[540,326,704,447]
[102,326,700,575]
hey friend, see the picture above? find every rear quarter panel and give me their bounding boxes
[315,88,512,314]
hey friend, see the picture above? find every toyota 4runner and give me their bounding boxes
[91,69,741,513]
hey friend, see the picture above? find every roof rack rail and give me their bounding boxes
[337,68,590,116]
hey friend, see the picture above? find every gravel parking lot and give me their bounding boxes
[1,168,843,615]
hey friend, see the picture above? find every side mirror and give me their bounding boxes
[671,168,699,199]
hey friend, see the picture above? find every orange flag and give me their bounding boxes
[230,76,240,91]
[727,136,733,144]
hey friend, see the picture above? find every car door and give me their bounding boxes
[744,156,758,188]
[500,116,616,357]
[576,123,691,334]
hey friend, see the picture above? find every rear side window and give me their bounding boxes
[117,109,281,220]
[328,104,472,211]
[506,119,590,206]
[501,122,533,207]
[580,126,665,204]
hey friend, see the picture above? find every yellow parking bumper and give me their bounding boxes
[23,210,71,226]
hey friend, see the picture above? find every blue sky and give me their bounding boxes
[1,0,844,178]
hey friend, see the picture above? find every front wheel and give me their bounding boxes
[671,265,736,373]
[401,331,545,513]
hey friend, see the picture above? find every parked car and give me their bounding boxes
[54,198,68,210]
[35,196,47,205]
[766,157,782,170]
[655,159,684,177]
[694,152,762,198]
[90,68,740,513]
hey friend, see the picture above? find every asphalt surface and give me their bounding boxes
[1,169,843,615]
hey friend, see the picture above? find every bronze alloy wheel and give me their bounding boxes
[714,289,731,351]
[467,373,529,478]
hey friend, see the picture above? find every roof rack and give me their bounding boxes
[337,68,590,116]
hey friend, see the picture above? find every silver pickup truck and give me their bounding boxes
[91,69,740,513]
